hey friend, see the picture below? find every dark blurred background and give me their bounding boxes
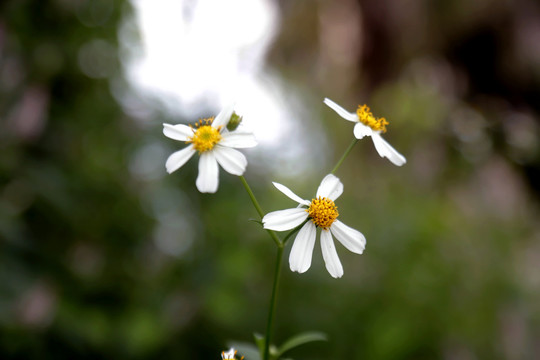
[1,0,539,359]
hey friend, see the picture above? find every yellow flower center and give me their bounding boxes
[307,196,339,230]
[356,104,389,133]
[187,117,222,153]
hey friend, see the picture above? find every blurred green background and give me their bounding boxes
[1,0,540,359]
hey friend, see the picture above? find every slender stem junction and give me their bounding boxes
[240,176,282,247]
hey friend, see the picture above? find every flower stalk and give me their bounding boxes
[263,245,283,360]
[239,174,283,360]
[331,138,358,175]
[240,175,308,360]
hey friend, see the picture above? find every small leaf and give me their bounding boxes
[228,341,261,360]
[248,218,264,226]
[277,331,327,358]
[253,333,265,355]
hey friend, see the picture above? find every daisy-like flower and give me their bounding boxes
[324,98,406,166]
[262,174,366,278]
[221,348,243,360]
[163,104,257,193]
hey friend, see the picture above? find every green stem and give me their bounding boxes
[330,138,358,175]
[240,176,282,247]
[239,175,265,218]
[263,244,283,360]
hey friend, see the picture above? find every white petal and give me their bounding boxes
[165,145,196,174]
[220,131,258,148]
[212,103,235,129]
[353,122,373,139]
[330,220,366,254]
[323,98,358,122]
[371,133,407,166]
[214,146,247,176]
[316,174,343,201]
[262,208,309,231]
[273,182,310,206]
[163,123,193,141]
[196,151,219,193]
[289,221,317,273]
[320,229,344,278]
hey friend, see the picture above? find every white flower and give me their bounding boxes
[163,104,257,193]
[221,348,243,360]
[262,174,366,278]
[324,98,406,166]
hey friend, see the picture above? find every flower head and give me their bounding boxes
[262,174,366,278]
[221,348,243,360]
[163,104,257,193]
[188,118,223,152]
[324,98,406,166]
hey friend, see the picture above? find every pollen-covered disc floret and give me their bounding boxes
[356,104,389,133]
[188,117,222,153]
[307,196,339,230]
[262,174,366,278]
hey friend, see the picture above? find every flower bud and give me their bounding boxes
[227,112,243,131]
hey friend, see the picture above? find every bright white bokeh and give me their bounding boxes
[121,0,329,175]
[129,0,275,102]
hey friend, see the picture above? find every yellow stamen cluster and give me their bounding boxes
[307,196,339,230]
[356,104,389,133]
[187,117,222,153]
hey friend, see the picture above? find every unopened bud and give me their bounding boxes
[227,112,243,131]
